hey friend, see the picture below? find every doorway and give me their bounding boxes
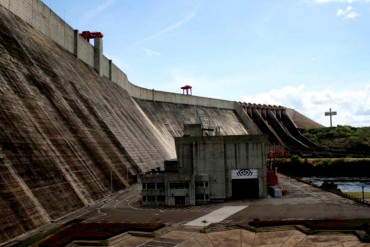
[232,179,259,199]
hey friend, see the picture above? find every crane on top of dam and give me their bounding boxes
[81,31,104,42]
[181,85,192,95]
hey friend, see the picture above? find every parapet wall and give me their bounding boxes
[0,0,235,110]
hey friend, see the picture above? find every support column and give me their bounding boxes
[94,38,103,75]
[109,59,112,80]
[74,30,80,59]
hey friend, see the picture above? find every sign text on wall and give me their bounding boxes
[231,169,258,179]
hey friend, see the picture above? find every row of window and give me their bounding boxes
[142,181,207,190]
[143,195,209,202]
[195,181,209,188]
[169,182,189,189]
[142,183,165,190]
[142,195,165,202]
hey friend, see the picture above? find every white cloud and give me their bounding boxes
[337,6,360,19]
[78,0,117,28]
[141,47,160,56]
[241,85,370,127]
[136,10,197,46]
[155,11,196,37]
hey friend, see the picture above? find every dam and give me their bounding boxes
[0,0,322,244]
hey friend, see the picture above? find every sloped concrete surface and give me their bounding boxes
[135,100,248,146]
[0,5,174,243]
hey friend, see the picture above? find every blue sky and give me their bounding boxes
[45,0,370,127]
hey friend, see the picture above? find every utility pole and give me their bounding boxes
[324,108,337,128]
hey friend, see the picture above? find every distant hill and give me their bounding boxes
[303,126,370,154]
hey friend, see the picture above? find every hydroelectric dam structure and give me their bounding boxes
[0,0,323,243]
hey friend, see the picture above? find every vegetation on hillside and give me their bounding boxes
[303,126,370,152]
[276,156,370,177]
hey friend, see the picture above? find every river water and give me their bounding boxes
[301,177,370,193]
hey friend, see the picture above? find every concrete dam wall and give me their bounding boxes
[135,100,248,147]
[0,0,236,109]
[0,6,177,242]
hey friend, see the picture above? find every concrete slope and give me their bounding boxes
[266,110,310,150]
[0,6,173,243]
[281,111,319,149]
[239,103,323,152]
[285,108,324,129]
[251,109,281,145]
[135,100,248,146]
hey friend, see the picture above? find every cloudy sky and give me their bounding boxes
[46,0,370,127]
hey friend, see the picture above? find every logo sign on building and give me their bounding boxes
[231,169,258,179]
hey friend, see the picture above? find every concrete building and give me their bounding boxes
[142,124,268,206]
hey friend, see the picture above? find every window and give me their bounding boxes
[157,196,165,202]
[147,196,156,202]
[169,182,189,189]
[156,183,165,189]
[147,183,155,189]
[143,196,147,202]
[196,181,209,188]
[142,183,146,189]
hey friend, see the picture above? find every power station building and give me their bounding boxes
[141,124,268,206]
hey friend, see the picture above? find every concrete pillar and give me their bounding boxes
[109,59,112,80]
[74,30,80,59]
[94,38,103,75]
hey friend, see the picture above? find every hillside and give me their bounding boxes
[303,126,370,154]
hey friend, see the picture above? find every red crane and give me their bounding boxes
[181,85,192,95]
[81,31,104,42]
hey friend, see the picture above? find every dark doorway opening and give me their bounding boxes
[232,179,259,199]
[174,196,185,206]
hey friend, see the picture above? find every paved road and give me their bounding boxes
[81,174,370,227]
[82,175,370,247]
[83,184,223,225]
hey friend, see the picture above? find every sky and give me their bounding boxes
[44,0,370,127]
